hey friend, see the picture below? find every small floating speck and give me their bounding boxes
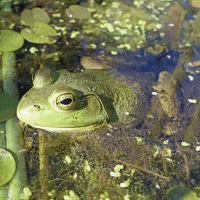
[188,99,197,103]
[168,23,175,27]
[125,112,129,115]
[111,51,118,55]
[110,171,121,177]
[196,146,200,151]
[90,44,97,49]
[147,114,154,119]
[64,155,72,164]
[167,55,171,59]
[120,180,130,187]
[163,140,169,144]
[29,47,38,54]
[152,91,158,95]
[188,75,194,81]
[165,158,172,162]
[135,137,143,143]
[155,184,160,189]
[181,141,190,146]
[52,13,61,17]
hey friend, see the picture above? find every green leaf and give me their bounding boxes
[30,22,57,36]
[0,30,24,52]
[0,148,16,186]
[165,186,198,200]
[0,91,18,122]
[21,7,50,26]
[21,28,56,44]
[147,44,163,55]
[66,5,90,19]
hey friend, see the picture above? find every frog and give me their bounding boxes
[17,67,152,133]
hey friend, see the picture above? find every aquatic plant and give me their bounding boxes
[0,148,16,186]
[20,7,57,44]
[65,0,167,54]
[65,5,90,19]
[163,186,199,200]
[0,30,23,121]
[0,29,27,200]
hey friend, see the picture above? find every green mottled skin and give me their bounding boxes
[17,68,142,132]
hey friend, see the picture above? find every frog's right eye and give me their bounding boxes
[33,67,57,89]
[56,93,77,111]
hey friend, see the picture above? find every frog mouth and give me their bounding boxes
[30,120,108,132]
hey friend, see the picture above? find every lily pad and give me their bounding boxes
[0,30,24,52]
[0,149,16,186]
[21,28,56,44]
[21,7,50,26]
[164,186,198,200]
[0,91,18,122]
[30,22,57,36]
[147,44,163,55]
[66,5,90,19]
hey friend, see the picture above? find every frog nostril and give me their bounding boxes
[34,105,40,108]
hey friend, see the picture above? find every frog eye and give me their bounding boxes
[56,93,76,111]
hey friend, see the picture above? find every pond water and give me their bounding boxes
[1,0,200,199]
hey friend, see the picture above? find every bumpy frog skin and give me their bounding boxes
[17,67,138,132]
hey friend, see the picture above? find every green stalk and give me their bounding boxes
[39,132,50,200]
[2,51,27,199]
[0,122,8,199]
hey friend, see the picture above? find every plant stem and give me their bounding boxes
[0,122,8,199]
[39,131,50,200]
[2,51,27,199]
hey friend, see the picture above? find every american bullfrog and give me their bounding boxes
[17,67,151,133]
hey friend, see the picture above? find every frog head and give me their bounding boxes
[17,67,109,132]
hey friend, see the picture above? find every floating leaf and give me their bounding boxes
[0,30,24,52]
[114,164,124,172]
[0,149,16,186]
[147,44,163,55]
[164,186,198,200]
[21,7,50,26]
[0,91,18,122]
[30,22,57,36]
[66,5,90,19]
[120,180,130,187]
[21,28,56,44]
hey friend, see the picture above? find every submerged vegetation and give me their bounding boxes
[0,0,200,199]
